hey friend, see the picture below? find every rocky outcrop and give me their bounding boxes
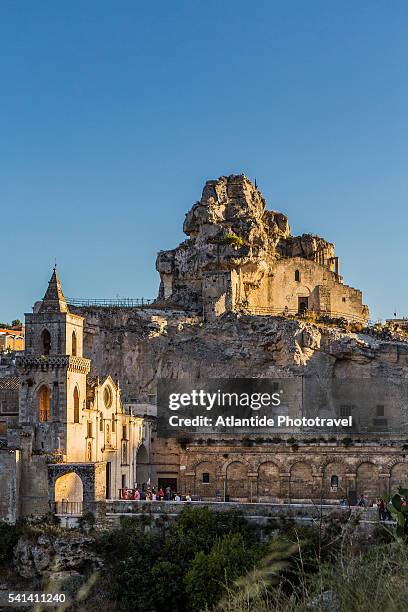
[155,174,333,311]
[13,532,102,579]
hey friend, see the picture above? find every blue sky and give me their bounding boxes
[1,1,407,323]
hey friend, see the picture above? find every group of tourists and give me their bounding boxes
[339,494,395,521]
[353,494,393,521]
[119,484,192,502]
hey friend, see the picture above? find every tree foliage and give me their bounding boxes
[98,507,262,611]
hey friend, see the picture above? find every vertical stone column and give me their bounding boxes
[215,469,224,501]
[379,473,390,496]
[248,473,258,503]
[346,473,357,499]
[313,472,324,501]
[52,382,59,420]
[280,472,290,501]
[183,472,195,496]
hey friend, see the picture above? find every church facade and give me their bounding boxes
[0,270,143,522]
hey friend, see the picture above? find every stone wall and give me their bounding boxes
[179,442,408,504]
[93,499,380,532]
[0,378,19,437]
[19,452,50,517]
[0,448,21,522]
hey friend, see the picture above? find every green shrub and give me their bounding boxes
[185,533,258,611]
[209,232,247,248]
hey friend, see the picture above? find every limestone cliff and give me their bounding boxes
[75,307,408,403]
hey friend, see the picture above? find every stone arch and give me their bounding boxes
[386,457,408,472]
[356,462,379,501]
[41,329,51,355]
[136,444,149,487]
[289,461,313,500]
[221,456,251,476]
[73,386,80,423]
[390,463,408,493]
[48,463,101,516]
[294,284,311,297]
[226,461,249,500]
[38,384,51,422]
[319,457,350,478]
[195,461,217,498]
[55,472,83,515]
[257,461,280,501]
[323,461,348,500]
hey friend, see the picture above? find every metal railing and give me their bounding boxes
[67,297,154,308]
[55,501,83,515]
[239,306,368,324]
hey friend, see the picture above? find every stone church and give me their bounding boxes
[0,270,143,522]
[156,174,369,323]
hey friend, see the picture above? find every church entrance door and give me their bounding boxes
[298,297,309,314]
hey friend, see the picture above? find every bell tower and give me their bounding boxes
[17,268,90,455]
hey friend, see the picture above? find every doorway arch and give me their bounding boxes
[136,444,149,487]
[54,472,83,515]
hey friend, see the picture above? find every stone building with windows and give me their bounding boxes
[0,327,25,352]
[0,269,144,521]
[156,174,368,323]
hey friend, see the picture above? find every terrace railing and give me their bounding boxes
[54,501,83,515]
[67,297,154,308]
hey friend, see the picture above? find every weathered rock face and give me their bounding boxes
[155,174,366,324]
[157,175,291,308]
[13,532,102,579]
[74,307,408,503]
[76,307,408,402]
[155,174,300,309]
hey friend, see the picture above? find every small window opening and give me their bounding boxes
[41,329,51,355]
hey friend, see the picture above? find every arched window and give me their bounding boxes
[104,386,113,408]
[295,270,300,282]
[99,412,104,431]
[72,331,77,356]
[41,329,51,355]
[73,387,80,423]
[112,413,116,433]
[38,385,50,422]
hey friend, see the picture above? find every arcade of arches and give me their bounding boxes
[181,454,408,502]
